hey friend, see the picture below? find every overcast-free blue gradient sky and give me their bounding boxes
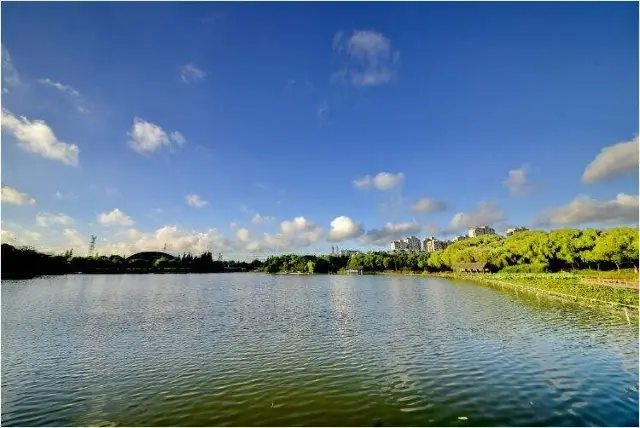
[1,2,638,259]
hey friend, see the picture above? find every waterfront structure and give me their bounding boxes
[468,226,496,238]
[392,236,422,252]
[423,237,449,253]
[505,227,529,237]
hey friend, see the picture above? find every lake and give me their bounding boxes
[1,274,638,426]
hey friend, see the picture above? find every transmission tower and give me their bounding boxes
[89,235,97,256]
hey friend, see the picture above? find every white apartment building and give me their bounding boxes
[468,226,496,238]
[505,227,529,237]
[423,237,449,253]
[392,236,422,252]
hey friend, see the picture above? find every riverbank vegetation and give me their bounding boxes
[1,244,264,278]
[438,272,639,308]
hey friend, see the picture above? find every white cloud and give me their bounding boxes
[582,136,639,184]
[1,185,36,205]
[98,208,134,226]
[55,191,77,201]
[1,227,41,247]
[181,63,207,83]
[36,212,74,227]
[2,45,21,88]
[98,225,230,256]
[353,172,404,190]
[1,229,18,244]
[37,78,80,97]
[261,216,324,250]
[502,165,536,195]
[64,228,87,251]
[186,194,208,208]
[235,228,251,244]
[328,216,364,242]
[450,201,505,230]
[128,118,186,154]
[412,197,447,214]
[536,193,639,226]
[360,221,422,245]
[1,109,80,166]
[332,30,400,86]
[252,213,275,224]
[317,102,329,121]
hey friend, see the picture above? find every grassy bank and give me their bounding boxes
[435,272,639,308]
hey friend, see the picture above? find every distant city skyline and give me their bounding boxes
[1,2,638,260]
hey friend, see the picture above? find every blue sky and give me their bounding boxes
[1,2,638,259]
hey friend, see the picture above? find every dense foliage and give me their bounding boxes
[1,244,265,277]
[263,227,639,274]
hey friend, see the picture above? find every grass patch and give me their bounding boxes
[573,269,638,281]
[439,272,639,308]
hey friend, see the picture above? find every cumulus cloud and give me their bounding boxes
[353,172,404,190]
[582,136,639,184]
[1,109,80,166]
[502,165,536,195]
[328,216,364,242]
[536,193,639,226]
[98,208,134,226]
[412,197,447,214]
[235,228,252,244]
[1,227,41,247]
[2,45,20,88]
[1,185,35,205]
[181,63,207,83]
[98,225,230,256]
[186,194,208,208]
[360,221,421,245]
[252,213,275,223]
[262,216,324,250]
[332,30,400,86]
[128,118,186,154]
[37,78,80,97]
[450,201,505,230]
[36,212,74,227]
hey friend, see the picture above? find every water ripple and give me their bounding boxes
[1,274,638,426]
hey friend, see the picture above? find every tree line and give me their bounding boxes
[1,244,266,278]
[2,227,637,278]
[263,227,639,274]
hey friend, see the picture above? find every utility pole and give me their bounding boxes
[89,235,97,256]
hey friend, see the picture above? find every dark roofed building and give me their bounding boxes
[126,251,177,263]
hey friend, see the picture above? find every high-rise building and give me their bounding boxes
[423,237,449,253]
[468,226,496,238]
[392,236,422,252]
[505,227,529,237]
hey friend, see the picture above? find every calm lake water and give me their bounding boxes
[1,274,638,426]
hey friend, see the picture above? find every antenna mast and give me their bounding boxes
[89,235,97,256]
